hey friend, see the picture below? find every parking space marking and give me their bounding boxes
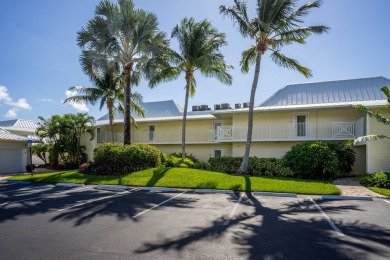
[223,193,244,226]
[0,186,90,206]
[57,188,140,212]
[384,199,390,205]
[132,191,187,219]
[309,197,345,237]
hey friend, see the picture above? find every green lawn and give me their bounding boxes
[367,187,390,197]
[9,167,340,195]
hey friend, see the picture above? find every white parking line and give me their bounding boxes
[56,189,138,212]
[0,186,90,206]
[309,197,345,237]
[223,193,244,226]
[384,200,390,205]
[132,191,187,218]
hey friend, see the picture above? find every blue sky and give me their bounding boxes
[1,0,389,121]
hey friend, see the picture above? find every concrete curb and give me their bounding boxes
[322,195,373,201]
[56,183,85,188]
[194,189,235,194]
[6,180,32,185]
[95,185,129,191]
[252,192,297,198]
[142,187,177,192]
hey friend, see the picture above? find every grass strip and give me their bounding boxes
[367,187,390,197]
[9,167,340,195]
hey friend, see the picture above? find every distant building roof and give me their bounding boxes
[260,76,390,107]
[97,100,215,123]
[0,128,27,142]
[0,119,39,129]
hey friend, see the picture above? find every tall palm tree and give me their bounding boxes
[220,0,329,174]
[156,17,232,160]
[77,0,170,145]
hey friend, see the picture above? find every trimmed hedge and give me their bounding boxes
[83,143,162,175]
[360,172,390,189]
[282,141,355,180]
[208,156,294,177]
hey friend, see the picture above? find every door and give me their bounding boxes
[214,122,222,140]
[0,148,25,174]
[296,114,307,137]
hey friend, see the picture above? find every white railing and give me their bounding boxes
[97,121,361,144]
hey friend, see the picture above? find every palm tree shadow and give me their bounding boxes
[146,168,170,187]
[134,186,390,259]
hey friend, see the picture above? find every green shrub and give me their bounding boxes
[360,171,390,188]
[90,143,162,175]
[282,141,355,180]
[163,154,197,168]
[208,156,293,177]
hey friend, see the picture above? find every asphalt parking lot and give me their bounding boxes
[0,182,389,260]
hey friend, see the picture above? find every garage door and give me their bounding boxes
[0,149,25,174]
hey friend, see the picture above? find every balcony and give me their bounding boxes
[97,120,364,144]
[209,121,363,142]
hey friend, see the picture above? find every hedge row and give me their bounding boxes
[208,157,294,177]
[80,143,162,175]
[360,172,390,189]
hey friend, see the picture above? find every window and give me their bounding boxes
[214,149,222,158]
[96,128,101,143]
[296,114,307,137]
[149,125,155,141]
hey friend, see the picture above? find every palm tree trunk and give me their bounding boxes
[123,64,132,145]
[238,53,262,174]
[181,82,190,160]
[107,98,114,143]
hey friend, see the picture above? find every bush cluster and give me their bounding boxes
[282,141,355,180]
[164,153,210,170]
[360,172,390,189]
[83,143,162,175]
[208,156,293,177]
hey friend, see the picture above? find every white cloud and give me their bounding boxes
[65,90,88,112]
[0,86,32,114]
[39,98,56,103]
[0,86,12,103]
[5,108,17,118]
[9,98,32,109]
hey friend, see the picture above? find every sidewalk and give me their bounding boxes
[333,177,387,198]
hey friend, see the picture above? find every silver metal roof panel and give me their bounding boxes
[260,76,390,107]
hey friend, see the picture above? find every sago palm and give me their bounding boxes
[158,17,233,159]
[77,0,169,144]
[220,0,329,174]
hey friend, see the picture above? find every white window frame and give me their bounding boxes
[294,113,309,138]
[148,125,155,141]
[213,148,223,158]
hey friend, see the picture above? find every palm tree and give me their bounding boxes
[220,0,329,174]
[156,17,232,160]
[77,0,170,145]
[64,62,144,143]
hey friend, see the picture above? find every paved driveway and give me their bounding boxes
[0,183,389,259]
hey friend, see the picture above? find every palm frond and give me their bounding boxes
[270,51,312,78]
[357,104,390,125]
[354,134,389,145]
[240,46,257,73]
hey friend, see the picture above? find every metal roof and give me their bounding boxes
[0,119,39,129]
[260,76,390,107]
[0,128,27,142]
[97,100,215,122]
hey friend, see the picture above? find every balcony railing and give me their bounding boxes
[97,121,362,144]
